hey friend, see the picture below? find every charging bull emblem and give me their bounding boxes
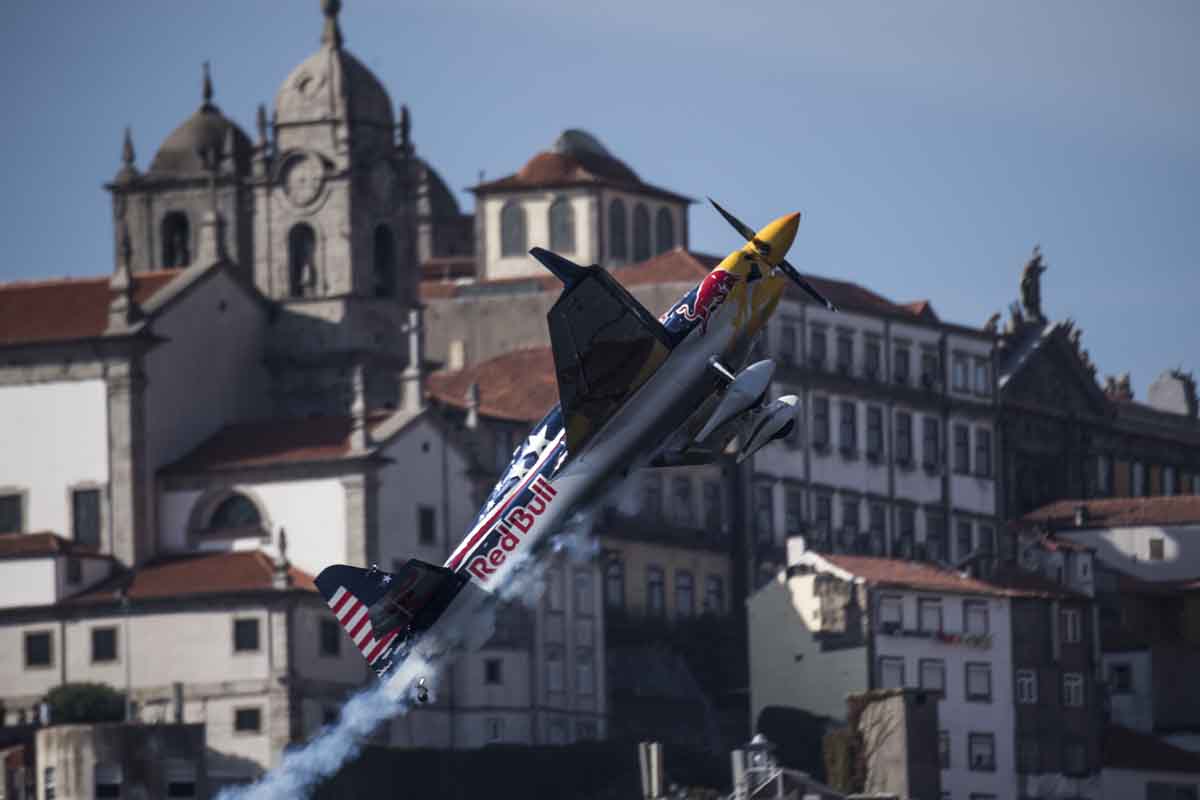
[677,269,740,334]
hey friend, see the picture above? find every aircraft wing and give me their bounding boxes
[532,248,674,456]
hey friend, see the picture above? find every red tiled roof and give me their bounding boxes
[0,271,179,347]
[0,532,107,560]
[901,300,939,321]
[163,412,392,473]
[1035,534,1094,553]
[68,550,315,604]
[427,346,557,424]
[610,248,721,287]
[1022,495,1200,529]
[820,553,1078,599]
[473,148,689,203]
[1104,725,1200,773]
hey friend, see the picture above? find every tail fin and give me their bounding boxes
[315,560,466,677]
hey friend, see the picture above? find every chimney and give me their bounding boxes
[273,528,293,589]
[400,307,426,414]
[1074,504,1088,528]
[349,362,370,451]
[465,382,480,430]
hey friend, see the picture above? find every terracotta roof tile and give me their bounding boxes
[427,346,556,424]
[1022,495,1200,529]
[163,412,391,473]
[68,550,315,604]
[0,271,179,347]
[610,248,721,287]
[0,532,107,560]
[819,553,1078,598]
[1104,725,1200,773]
[472,148,690,203]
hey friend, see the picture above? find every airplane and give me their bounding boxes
[315,200,837,701]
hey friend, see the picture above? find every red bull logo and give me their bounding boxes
[677,269,740,334]
[466,476,558,584]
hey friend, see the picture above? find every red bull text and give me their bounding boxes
[466,476,559,584]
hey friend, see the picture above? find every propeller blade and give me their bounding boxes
[708,197,839,312]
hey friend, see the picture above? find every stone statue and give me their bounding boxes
[1020,245,1047,322]
[983,312,1001,334]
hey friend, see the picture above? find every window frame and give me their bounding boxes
[632,202,651,261]
[24,630,53,669]
[1062,608,1082,644]
[1015,668,1038,704]
[499,200,527,257]
[919,658,946,697]
[953,424,970,474]
[866,405,884,461]
[484,657,503,686]
[319,618,341,658]
[232,617,261,654]
[878,594,903,629]
[812,395,830,450]
[70,485,103,548]
[548,196,576,253]
[91,626,118,664]
[965,661,993,702]
[968,732,996,772]
[839,400,857,455]
[674,570,695,619]
[1109,662,1133,694]
[0,489,27,534]
[895,412,913,465]
[1063,672,1085,707]
[878,655,905,689]
[975,428,993,478]
[918,598,943,633]
[604,555,625,610]
[964,600,989,636]
[233,706,262,734]
[646,565,665,617]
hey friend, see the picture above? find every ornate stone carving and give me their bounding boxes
[282,152,325,208]
[1020,245,1047,322]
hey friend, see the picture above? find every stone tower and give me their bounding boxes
[105,63,254,275]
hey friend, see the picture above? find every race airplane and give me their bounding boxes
[315,201,837,700]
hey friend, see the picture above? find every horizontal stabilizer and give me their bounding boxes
[530,247,591,287]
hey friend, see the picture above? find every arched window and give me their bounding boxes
[548,197,575,253]
[500,200,526,257]
[161,212,191,268]
[632,203,651,262]
[608,198,627,261]
[288,223,317,297]
[604,557,625,610]
[655,208,675,254]
[373,225,395,298]
[208,493,261,530]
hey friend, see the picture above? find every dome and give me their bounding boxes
[517,129,639,185]
[553,129,611,158]
[149,65,252,176]
[417,159,460,217]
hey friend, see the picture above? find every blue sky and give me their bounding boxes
[2,1,1196,398]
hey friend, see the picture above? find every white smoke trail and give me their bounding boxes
[216,525,595,800]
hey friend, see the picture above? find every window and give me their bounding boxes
[938,730,950,768]
[576,647,595,695]
[954,520,972,561]
[920,658,946,696]
[920,350,940,387]
[1062,740,1087,776]
[486,717,504,743]
[953,424,970,474]
[0,492,22,533]
[604,557,625,610]
[233,618,260,652]
[866,406,883,460]
[842,497,860,536]
[812,396,830,449]
[809,328,827,368]
[895,412,913,464]
[978,524,996,556]
[1017,736,1040,773]
[234,707,262,733]
[655,207,675,253]
[865,339,881,379]
[879,595,903,628]
[878,656,904,689]
[94,764,122,799]
[840,401,857,454]
[918,599,943,633]
[704,576,725,614]
[953,356,969,392]
[546,569,564,612]
[1062,608,1082,643]
[66,557,82,585]
[974,358,991,395]
[373,224,395,297]
[72,487,101,547]
[91,627,117,663]
[418,505,436,545]
[1109,662,1132,693]
[574,568,593,616]
[869,505,886,554]
[319,618,340,657]
[1133,461,1147,496]
[608,198,627,260]
[968,732,995,771]
[646,567,665,616]
[1063,672,1085,707]
[836,334,853,373]
[500,200,526,257]
[1150,538,1165,561]
[1016,669,1038,703]
[632,203,651,261]
[672,477,694,525]
[674,572,694,618]
[922,417,941,469]
[895,508,915,557]
[161,211,191,267]
[785,488,804,536]
[24,631,51,668]
[1096,454,1112,496]
[925,512,946,561]
[975,429,993,478]
[964,601,989,636]
[642,475,662,521]
[894,345,910,384]
[484,657,502,685]
[287,223,317,297]
[545,645,565,693]
[778,322,796,365]
[755,484,774,542]
[208,493,261,530]
[965,662,992,701]
[702,481,723,528]
[549,197,575,252]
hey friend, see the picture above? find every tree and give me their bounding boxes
[44,683,126,724]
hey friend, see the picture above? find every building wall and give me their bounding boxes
[1103,650,1153,732]
[481,190,596,281]
[0,559,58,610]
[600,536,731,620]
[747,572,868,724]
[1102,767,1200,799]
[1060,524,1200,582]
[0,380,108,537]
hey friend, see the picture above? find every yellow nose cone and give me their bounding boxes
[747,211,801,265]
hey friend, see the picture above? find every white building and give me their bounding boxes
[748,539,1088,800]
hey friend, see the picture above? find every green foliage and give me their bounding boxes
[44,683,126,724]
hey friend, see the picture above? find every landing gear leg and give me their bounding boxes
[416,677,429,703]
